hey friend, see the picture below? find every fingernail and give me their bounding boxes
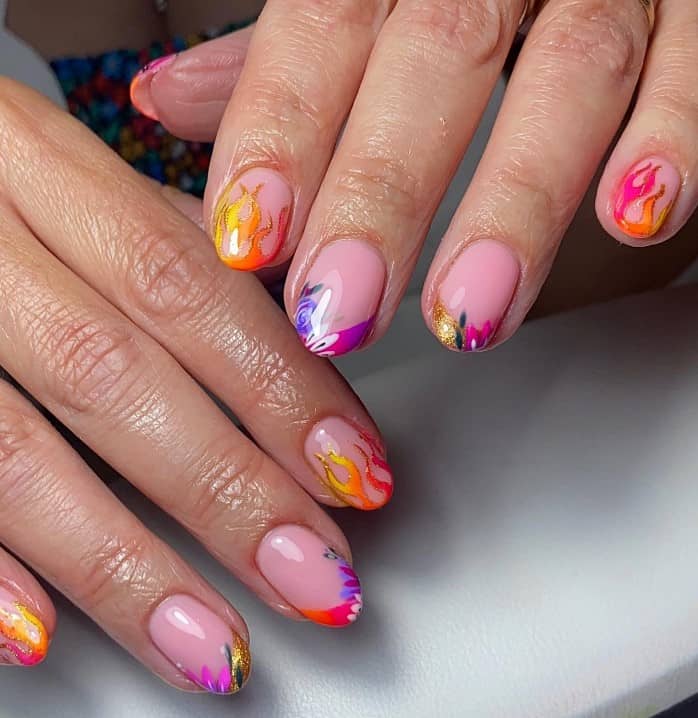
[129,54,177,120]
[213,168,293,271]
[613,156,680,239]
[256,525,362,628]
[0,587,49,666]
[431,239,519,352]
[294,239,385,356]
[149,594,251,695]
[305,418,393,510]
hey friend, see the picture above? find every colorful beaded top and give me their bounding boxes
[50,22,250,197]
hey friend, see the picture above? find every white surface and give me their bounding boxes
[3,285,698,718]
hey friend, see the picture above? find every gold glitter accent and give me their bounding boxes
[431,299,460,350]
[229,633,251,693]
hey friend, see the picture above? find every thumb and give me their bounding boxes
[130,26,254,142]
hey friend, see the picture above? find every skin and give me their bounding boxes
[0,79,383,685]
[129,0,697,353]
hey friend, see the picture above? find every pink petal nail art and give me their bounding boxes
[256,525,362,628]
[149,595,250,695]
[431,240,519,352]
[305,418,393,510]
[0,587,48,667]
[213,167,293,271]
[294,240,385,357]
[613,156,680,239]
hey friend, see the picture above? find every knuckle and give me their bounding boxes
[535,1,643,84]
[648,85,698,126]
[183,443,270,533]
[286,0,384,31]
[76,535,156,611]
[126,228,221,323]
[399,0,512,66]
[333,153,420,223]
[39,312,144,415]
[0,395,44,509]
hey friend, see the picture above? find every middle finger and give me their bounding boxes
[285,0,526,356]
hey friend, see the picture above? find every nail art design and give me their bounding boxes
[0,589,48,666]
[256,525,362,628]
[294,240,385,357]
[149,595,251,695]
[614,157,680,238]
[306,418,393,510]
[213,168,292,271]
[431,240,519,353]
[129,54,177,120]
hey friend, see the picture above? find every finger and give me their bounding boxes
[0,79,393,512]
[422,0,650,351]
[130,26,254,139]
[285,0,526,356]
[0,548,54,667]
[596,0,698,245]
[203,0,396,272]
[0,195,364,627]
[0,380,250,692]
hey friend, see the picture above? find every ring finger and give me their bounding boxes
[423,0,651,351]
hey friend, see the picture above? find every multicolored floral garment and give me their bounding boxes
[50,21,252,197]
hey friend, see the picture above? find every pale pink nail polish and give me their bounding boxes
[129,54,177,120]
[431,240,519,352]
[149,595,251,694]
[0,586,48,666]
[305,418,393,510]
[613,156,681,239]
[294,239,385,357]
[256,525,362,628]
[213,167,293,271]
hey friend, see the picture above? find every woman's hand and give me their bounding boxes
[0,79,392,689]
[132,0,697,355]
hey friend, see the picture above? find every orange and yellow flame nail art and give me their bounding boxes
[0,590,48,667]
[305,418,393,511]
[213,168,292,271]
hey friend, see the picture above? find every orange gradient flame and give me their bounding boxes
[614,162,672,238]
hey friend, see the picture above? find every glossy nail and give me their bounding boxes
[0,586,48,666]
[613,156,680,238]
[149,594,251,695]
[213,168,293,271]
[129,54,177,120]
[305,418,393,510]
[294,239,385,357]
[256,525,362,628]
[432,239,519,352]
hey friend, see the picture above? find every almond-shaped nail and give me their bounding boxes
[294,239,385,357]
[0,586,49,666]
[256,525,362,628]
[129,54,177,120]
[613,156,680,239]
[431,239,519,352]
[305,418,393,510]
[149,594,251,695]
[213,168,293,271]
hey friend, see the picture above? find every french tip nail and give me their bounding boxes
[305,418,394,510]
[432,239,519,353]
[294,239,385,357]
[256,525,363,628]
[150,595,251,695]
[129,54,177,120]
[0,587,49,667]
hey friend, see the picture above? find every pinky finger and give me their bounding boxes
[596,0,698,245]
[0,550,54,667]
